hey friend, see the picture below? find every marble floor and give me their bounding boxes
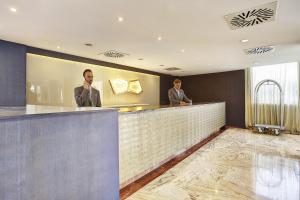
[126,128,300,200]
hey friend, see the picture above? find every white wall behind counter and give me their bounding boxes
[26,54,160,107]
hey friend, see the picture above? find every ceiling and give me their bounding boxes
[0,0,299,76]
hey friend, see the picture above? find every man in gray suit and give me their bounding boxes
[74,69,101,107]
[168,79,192,106]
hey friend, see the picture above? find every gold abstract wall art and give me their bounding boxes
[110,79,143,95]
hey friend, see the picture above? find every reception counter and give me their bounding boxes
[118,102,225,187]
[0,102,226,199]
[0,105,119,200]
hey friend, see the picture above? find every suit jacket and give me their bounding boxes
[168,87,191,106]
[74,86,101,107]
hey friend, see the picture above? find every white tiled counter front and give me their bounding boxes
[119,102,225,187]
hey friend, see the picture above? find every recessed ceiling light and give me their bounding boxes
[10,7,17,12]
[118,17,124,22]
[157,36,162,41]
[181,49,185,53]
[57,46,61,49]
[241,39,249,43]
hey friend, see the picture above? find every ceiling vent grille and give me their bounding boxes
[99,50,129,58]
[224,1,278,30]
[244,46,275,55]
[165,67,181,71]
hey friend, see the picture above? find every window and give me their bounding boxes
[251,62,299,105]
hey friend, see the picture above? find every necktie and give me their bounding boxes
[89,87,93,106]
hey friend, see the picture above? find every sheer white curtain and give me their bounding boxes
[245,62,300,134]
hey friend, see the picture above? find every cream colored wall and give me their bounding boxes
[26,54,160,107]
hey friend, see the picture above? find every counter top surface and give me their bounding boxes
[0,102,224,120]
[0,105,115,120]
[114,102,224,114]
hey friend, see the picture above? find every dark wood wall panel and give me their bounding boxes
[160,75,174,105]
[181,70,245,128]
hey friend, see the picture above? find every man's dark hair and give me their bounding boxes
[83,69,92,77]
[173,79,182,84]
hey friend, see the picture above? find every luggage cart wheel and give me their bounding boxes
[274,129,280,136]
[257,127,264,133]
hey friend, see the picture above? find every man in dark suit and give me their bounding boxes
[168,79,192,106]
[74,69,101,107]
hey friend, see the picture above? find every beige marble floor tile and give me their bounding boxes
[127,128,300,200]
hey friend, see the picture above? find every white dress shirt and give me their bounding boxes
[175,88,180,97]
